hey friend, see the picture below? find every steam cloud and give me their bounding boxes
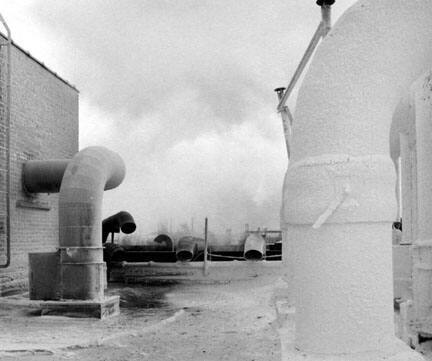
[7,0,356,236]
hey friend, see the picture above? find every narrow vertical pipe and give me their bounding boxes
[0,13,11,268]
[274,87,292,158]
[203,217,209,276]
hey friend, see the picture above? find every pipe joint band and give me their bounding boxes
[282,154,396,226]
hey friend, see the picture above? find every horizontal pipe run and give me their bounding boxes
[23,160,69,193]
[153,234,174,251]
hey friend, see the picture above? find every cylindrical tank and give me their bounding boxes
[59,146,125,301]
[23,159,69,193]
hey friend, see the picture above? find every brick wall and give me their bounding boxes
[0,36,79,295]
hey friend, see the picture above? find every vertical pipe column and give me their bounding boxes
[59,147,125,300]
[285,155,397,355]
[281,173,295,306]
[412,73,432,329]
[280,1,432,359]
[400,128,418,245]
[0,12,11,269]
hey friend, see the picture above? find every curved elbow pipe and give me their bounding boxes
[59,146,125,300]
[176,236,198,262]
[281,0,432,356]
[243,233,266,261]
[102,211,136,243]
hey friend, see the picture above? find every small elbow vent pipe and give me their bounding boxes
[102,211,136,243]
[176,236,198,262]
[59,146,125,300]
[153,234,174,251]
[243,233,266,261]
[281,1,432,358]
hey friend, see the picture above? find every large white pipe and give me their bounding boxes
[281,0,432,359]
[410,73,432,330]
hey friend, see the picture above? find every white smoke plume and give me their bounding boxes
[0,0,356,236]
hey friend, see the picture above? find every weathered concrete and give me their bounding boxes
[40,295,120,319]
[0,276,284,360]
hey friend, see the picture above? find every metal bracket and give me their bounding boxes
[275,2,334,159]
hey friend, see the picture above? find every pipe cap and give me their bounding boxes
[316,0,335,6]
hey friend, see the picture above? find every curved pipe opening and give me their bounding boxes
[121,222,136,234]
[104,243,125,262]
[176,237,198,262]
[176,250,194,262]
[244,249,263,261]
[102,211,136,243]
[153,234,174,251]
[243,233,266,261]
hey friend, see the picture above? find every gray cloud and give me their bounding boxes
[23,0,356,235]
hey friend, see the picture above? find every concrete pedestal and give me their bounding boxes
[40,295,119,319]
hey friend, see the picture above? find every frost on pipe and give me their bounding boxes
[59,146,125,300]
[243,233,266,261]
[281,0,432,358]
[176,236,199,262]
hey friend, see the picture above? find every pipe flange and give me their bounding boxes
[316,0,335,6]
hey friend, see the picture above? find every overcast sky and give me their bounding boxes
[0,0,356,236]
